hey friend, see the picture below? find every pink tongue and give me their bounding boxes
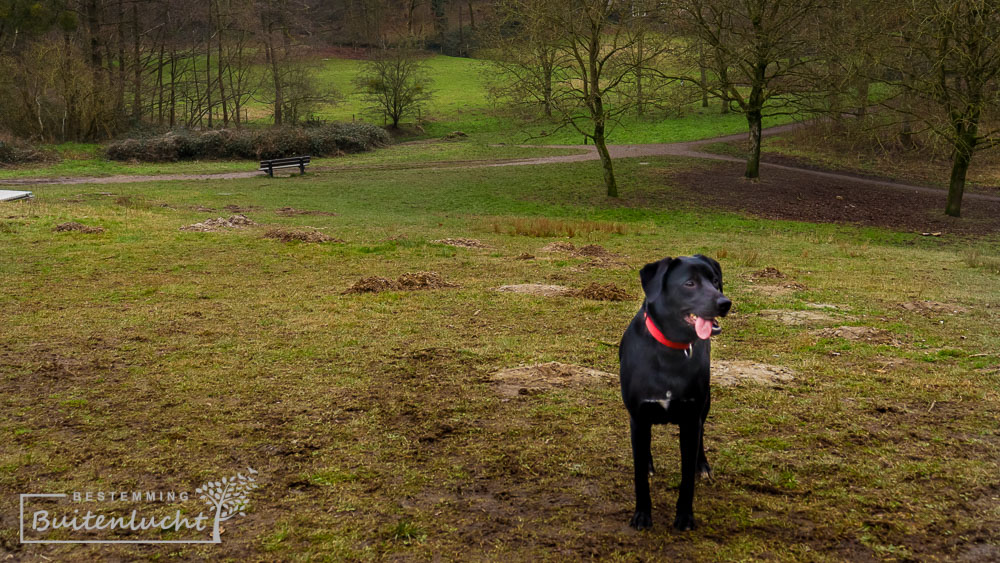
[695,316,713,340]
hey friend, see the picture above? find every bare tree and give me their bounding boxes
[674,0,821,179]
[482,0,569,118]
[878,0,1000,217]
[355,43,432,128]
[546,0,666,197]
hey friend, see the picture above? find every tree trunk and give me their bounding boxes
[946,131,976,217]
[698,41,708,108]
[745,108,762,179]
[216,1,228,127]
[205,2,213,128]
[594,123,617,198]
[131,2,141,123]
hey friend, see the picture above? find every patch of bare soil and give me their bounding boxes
[746,267,807,296]
[713,361,796,387]
[569,282,631,301]
[899,300,968,315]
[344,271,458,294]
[53,221,105,234]
[760,309,841,325]
[490,362,617,397]
[540,241,628,269]
[496,284,573,297]
[179,214,256,232]
[666,161,1000,235]
[515,253,534,260]
[223,204,260,213]
[814,326,901,345]
[274,206,338,216]
[433,238,489,249]
[262,228,343,243]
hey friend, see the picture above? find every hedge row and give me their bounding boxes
[0,138,52,166]
[104,122,391,162]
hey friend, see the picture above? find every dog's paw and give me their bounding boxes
[629,511,653,531]
[697,462,713,482]
[673,512,696,531]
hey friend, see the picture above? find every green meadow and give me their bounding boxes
[1,148,998,560]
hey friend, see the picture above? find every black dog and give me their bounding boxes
[619,255,731,531]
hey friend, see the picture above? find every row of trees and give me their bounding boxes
[0,0,490,142]
[483,0,1000,217]
[1,1,996,216]
[0,0,344,140]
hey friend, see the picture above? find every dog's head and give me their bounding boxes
[639,255,731,343]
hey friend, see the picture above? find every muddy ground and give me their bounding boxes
[665,161,1000,236]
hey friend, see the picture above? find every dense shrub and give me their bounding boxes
[104,123,391,162]
[0,137,54,166]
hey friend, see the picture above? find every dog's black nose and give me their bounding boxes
[717,296,732,316]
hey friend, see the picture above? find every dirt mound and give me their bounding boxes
[223,204,258,213]
[814,326,900,345]
[397,271,457,290]
[345,271,457,294]
[344,276,397,294]
[898,301,967,315]
[263,228,343,243]
[540,241,576,253]
[496,284,573,297]
[180,214,256,232]
[433,238,489,249]
[760,309,841,325]
[540,241,627,269]
[570,282,631,301]
[713,361,795,387]
[53,222,104,234]
[752,267,786,279]
[490,362,617,397]
[275,206,338,216]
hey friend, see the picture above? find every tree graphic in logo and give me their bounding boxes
[195,467,259,543]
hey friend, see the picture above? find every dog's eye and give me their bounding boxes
[684,280,696,288]
[713,278,720,286]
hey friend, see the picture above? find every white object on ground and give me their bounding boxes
[0,190,32,202]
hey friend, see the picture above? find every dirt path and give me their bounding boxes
[4,122,999,204]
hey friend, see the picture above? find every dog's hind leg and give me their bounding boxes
[697,396,713,480]
[629,417,653,530]
[674,422,701,531]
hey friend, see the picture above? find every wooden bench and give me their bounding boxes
[259,156,310,177]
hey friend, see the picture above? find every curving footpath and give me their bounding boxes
[3,122,998,204]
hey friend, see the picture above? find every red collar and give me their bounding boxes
[644,310,693,352]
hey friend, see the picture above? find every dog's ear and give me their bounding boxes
[694,254,723,291]
[639,257,674,302]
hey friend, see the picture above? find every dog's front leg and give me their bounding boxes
[674,422,701,531]
[629,416,653,530]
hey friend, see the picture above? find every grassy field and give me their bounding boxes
[2,151,999,560]
[0,140,585,180]
[0,53,796,181]
[312,55,795,145]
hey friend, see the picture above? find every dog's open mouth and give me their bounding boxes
[685,314,721,340]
